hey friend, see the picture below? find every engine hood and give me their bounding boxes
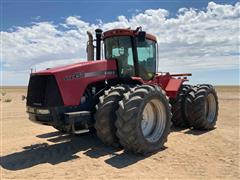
[29,59,118,106]
[33,60,115,75]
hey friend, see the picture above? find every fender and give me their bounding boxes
[131,73,186,98]
[164,78,185,98]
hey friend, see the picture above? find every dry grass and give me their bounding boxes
[1,89,7,96]
[1,86,27,93]
[4,98,12,103]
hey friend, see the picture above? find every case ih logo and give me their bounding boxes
[64,70,116,81]
[64,72,84,81]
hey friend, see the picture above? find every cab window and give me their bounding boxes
[136,39,156,80]
[105,36,135,77]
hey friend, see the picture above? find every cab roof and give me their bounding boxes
[103,28,157,42]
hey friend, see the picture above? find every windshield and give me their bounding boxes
[104,36,156,80]
[104,36,135,77]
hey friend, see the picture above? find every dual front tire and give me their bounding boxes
[95,84,172,154]
[115,85,172,154]
[94,85,130,147]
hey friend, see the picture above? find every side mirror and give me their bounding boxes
[138,31,146,42]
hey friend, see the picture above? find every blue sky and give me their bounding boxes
[2,0,238,30]
[1,0,239,85]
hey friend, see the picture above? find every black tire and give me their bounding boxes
[188,84,219,130]
[94,85,130,147]
[170,84,192,127]
[115,85,172,155]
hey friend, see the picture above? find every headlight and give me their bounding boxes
[27,107,50,114]
[36,109,50,115]
[27,107,35,113]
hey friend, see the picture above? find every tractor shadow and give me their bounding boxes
[84,146,165,169]
[0,131,158,170]
[170,126,188,132]
[171,126,215,135]
[184,128,215,135]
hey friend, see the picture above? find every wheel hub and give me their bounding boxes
[205,93,217,123]
[141,99,167,143]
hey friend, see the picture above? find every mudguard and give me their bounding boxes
[165,78,185,98]
[132,74,186,98]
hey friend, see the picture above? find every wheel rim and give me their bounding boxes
[205,93,217,123]
[141,99,167,143]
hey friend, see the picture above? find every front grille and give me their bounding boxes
[27,75,63,107]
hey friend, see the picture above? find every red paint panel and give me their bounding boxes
[33,60,117,106]
[165,79,184,98]
[33,60,114,75]
[131,74,184,99]
[165,79,183,91]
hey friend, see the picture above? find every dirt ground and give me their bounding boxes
[0,86,239,179]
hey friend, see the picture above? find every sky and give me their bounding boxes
[1,0,239,86]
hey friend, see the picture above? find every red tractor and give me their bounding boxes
[26,27,219,154]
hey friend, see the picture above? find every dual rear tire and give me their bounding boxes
[187,84,219,130]
[170,84,192,128]
[171,84,219,130]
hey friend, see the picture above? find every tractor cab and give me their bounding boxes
[90,28,158,81]
[103,29,157,80]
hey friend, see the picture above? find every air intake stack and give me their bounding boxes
[87,31,94,61]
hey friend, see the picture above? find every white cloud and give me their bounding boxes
[34,58,82,71]
[1,1,239,85]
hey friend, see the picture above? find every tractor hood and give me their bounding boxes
[28,60,117,106]
[33,60,116,75]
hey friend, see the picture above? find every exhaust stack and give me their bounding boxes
[95,29,103,60]
[87,31,94,61]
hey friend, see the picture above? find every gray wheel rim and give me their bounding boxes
[141,99,167,143]
[205,93,217,123]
